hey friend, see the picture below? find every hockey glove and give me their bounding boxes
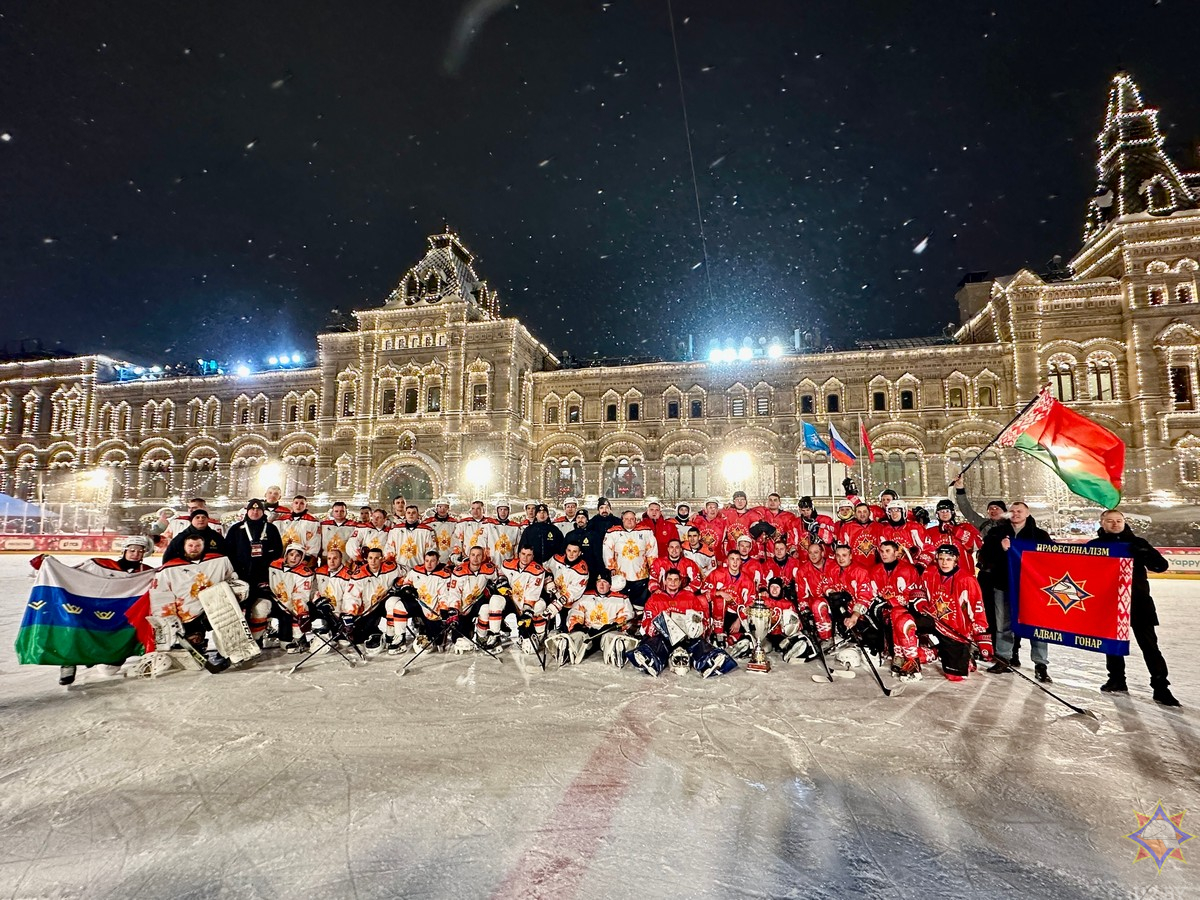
[976,633,994,661]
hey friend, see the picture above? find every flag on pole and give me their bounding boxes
[858,416,876,463]
[998,387,1125,508]
[802,421,829,452]
[827,423,857,466]
[15,556,155,666]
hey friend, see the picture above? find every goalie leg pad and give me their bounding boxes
[778,608,801,638]
[689,639,737,677]
[544,633,569,665]
[783,633,816,663]
[628,636,669,676]
[566,631,587,665]
[601,632,639,667]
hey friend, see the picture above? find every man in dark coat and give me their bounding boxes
[225,498,284,588]
[1087,510,1178,706]
[979,501,1054,683]
[564,511,602,580]
[162,508,227,562]
[587,496,621,539]
[517,503,564,563]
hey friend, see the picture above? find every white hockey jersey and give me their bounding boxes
[275,512,322,559]
[385,522,435,570]
[422,515,458,565]
[268,559,315,619]
[344,562,401,617]
[451,516,490,562]
[149,553,239,624]
[484,518,521,565]
[567,589,636,631]
[500,557,546,609]
[447,560,500,612]
[602,524,658,583]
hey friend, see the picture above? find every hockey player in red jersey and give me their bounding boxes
[720,490,759,555]
[837,502,880,564]
[700,548,758,643]
[861,541,923,679]
[628,569,737,677]
[872,500,925,563]
[650,538,703,593]
[786,496,837,553]
[913,544,992,680]
[689,498,729,558]
[762,538,803,593]
[794,542,841,644]
[918,499,984,570]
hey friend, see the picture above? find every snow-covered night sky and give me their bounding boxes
[1,1,1196,364]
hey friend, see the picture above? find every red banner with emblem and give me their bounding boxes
[1008,540,1132,655]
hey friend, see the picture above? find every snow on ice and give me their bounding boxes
[0,556,1196,898]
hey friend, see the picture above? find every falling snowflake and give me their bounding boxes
[913,234,930,254]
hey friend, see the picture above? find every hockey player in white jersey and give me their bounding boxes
[542,539,590,630]
[267,544,316,652]
[548,568,638,666]
[452,500,490,563]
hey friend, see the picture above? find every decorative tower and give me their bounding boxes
[1083,72,1199,244]
[382,227,501,317]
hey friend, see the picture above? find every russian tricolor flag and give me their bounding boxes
[828,423,857,466]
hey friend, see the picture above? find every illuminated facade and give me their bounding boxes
[2,73,1199,518]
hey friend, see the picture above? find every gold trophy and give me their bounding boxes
[746,595,781,673]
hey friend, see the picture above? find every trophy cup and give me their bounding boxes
[746,595,781,673]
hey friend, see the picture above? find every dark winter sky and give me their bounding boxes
[1,1,1196,365]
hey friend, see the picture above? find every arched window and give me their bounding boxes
[1048,360,1075,402]
[979,385,995,407]
[826,394,840,413]
[543,457,583,499]
[1087,357,1116,400]
[872,391,886,411]
[602,456,644,500]
[1148,286,1166,306]
[664,454,709,500]
[1177,284,1195,304]
[869,452,923,497]
[899,390,915,410]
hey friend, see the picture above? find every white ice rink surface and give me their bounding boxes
[0,556,1196,900]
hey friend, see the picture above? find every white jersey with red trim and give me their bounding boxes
[75,557,155,578]
[552,515,577,538]
[385,522,435,570]
[544,553,590,607]
[268,559,316,619]
[344,562,400,617]
[447,560,500,611]
[568,589,635,632]
[275,512,322,559]
[422,515,458,564]
[314,563,353,615]
[484,518,521,564]
[319,519,358,562]
[149,553,239,623]
[404,564,453,615]
[452,517,491,562]
[602,524,657,583]
[500,557,546,609]
[346,524,388,563]
[684,546,718,580]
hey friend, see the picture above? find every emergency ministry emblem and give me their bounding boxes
[1126,803,1191,869]
[1041,572,1092,614]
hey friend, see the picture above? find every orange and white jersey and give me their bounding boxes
[484,518,521,565]
[149,553,237,623]
[276,512,322,559]
[346,524,388,563]
[452,517,490,561]
[602,525,658,583]
[404,564,453,615]
[684,547,718,580]
[422,516,458,564]
[544,553,590,606]
[314,563,353,615]
[319,519,358,562]
[268,558,315,618]
[385,523,436,570]
[552,515,576,538]
[344,562,400,617]
[567,590,635,631]
[75,557,155,578]
[448,560,500,611]
[500,557,545,609]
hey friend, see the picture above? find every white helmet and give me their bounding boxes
[121,535,153,553]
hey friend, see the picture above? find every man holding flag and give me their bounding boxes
[19,535,158,685]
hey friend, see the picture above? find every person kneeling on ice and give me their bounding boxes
[384,550,454,654]
[628,569,737,678]
[266,544,316,653]
[349,548,402,653]
[910,544,992,682]
[148,534,249,671]
[862,540,924,680]
[481,547,547,654]
[547,568,637,666]
[43,535,157,685]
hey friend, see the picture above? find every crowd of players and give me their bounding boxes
[49,478,1179,705]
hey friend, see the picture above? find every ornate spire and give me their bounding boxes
[383,228,500,317]
[1083,72,1199,243]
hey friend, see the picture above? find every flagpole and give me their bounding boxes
[948,387,1045,487]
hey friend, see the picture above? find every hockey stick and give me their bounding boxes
[288,632,359,675]
[797,606,835,682]
[399,638,434,672]
[848,629,903,697]
[938,620,1096,719]
[446,614,504,662]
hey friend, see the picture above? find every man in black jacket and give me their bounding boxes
[564,511,601,579]
[587,497,621,539]
[1087,510,1178,706]
[162,509,227,562]
[978,501,1053,683]
[226,498,284,587]
[517,503,564,563]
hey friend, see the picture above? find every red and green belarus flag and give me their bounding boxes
[999,388,1125,507]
